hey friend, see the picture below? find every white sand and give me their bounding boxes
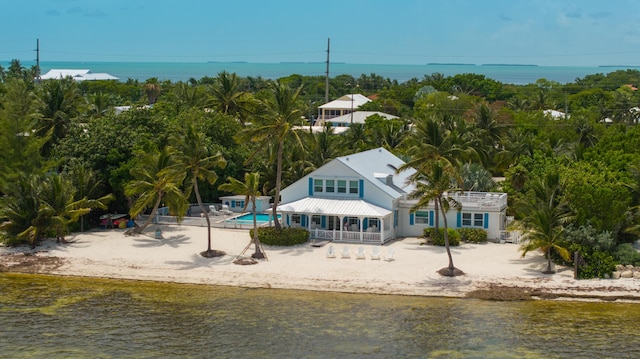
[3,224,640,300]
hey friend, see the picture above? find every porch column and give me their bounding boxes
[359,216,364,242]
[380,217,385,245]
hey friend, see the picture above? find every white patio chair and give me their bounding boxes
[340,246,351,259]
[370,247,381,260]
[326,245,336,258]
[384,248,395,262]
[355,246,366,260]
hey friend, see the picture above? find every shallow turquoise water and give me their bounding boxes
[4,60,636,84]
[1,273,639,358]
[227,213,281,223]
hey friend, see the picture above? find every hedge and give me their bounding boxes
[249,227,309,246]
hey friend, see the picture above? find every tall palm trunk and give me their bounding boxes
[272,141,284,229]
[193,178,212,252]
[133,193,163,234]
[251,197,264,258]
[439,197,455,272]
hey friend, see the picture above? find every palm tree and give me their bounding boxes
[405,159,464,276]
[64,163,114,232]
[143,78,162,105]
[514,171,573,274]
[241,81,305,229]
[0,174,53,248]
[124,147,188,235]
[39,174,93,243]
[460,163,496,192]
[339,123,371,153]
[32,77,85,155]
[168,123,227,258]
[209,71,253,125]
[218,172,265,260]
[403,116,476,172]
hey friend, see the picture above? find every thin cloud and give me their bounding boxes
[67,6,82,15]
[589,12,611,20]
[498,14,512,21]
[84,9,107,18]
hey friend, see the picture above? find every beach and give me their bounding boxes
[2,224,639,301]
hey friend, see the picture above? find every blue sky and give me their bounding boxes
[2,0,640,66]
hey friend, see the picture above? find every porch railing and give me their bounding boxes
[309,228,383,243]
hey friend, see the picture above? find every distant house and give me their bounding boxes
[40,69,118,81]
[317,94,371,123]
[278,147,508,244]
[219,195,271,213]
[319,111,399,127]
[543,109,568,120]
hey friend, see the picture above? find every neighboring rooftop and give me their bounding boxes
[40,69,119,81]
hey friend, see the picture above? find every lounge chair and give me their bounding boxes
[220,205,234,216]
[326,245,336,258]
[355,246,366,260]
[340,246,351,259]
[384,248,395,262]
[370,247,381,260]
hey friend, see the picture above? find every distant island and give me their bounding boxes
[207,61,247,64]
[427,63,476,66]
[599,65,640,68]
[481,64,538,67]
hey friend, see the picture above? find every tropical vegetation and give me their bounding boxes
[2,60,640,277]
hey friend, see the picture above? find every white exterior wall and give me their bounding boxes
[220,196,271,213]
[397,203,506,240]
[281,160,396,210]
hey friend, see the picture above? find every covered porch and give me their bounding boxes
[278,197,394,244]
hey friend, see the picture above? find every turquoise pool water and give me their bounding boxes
[227,213,281,223]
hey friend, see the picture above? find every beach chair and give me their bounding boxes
[355,246,366,260]
[326,245,336,258]
[340,246,351,259]
[220,204,234,216]
[384,248,395,262]
[370,247,381,260]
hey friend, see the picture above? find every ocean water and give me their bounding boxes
[4,60,638,85]
[2,273,640,358]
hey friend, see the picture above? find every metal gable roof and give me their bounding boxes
[318,94,371,109]
[278,197,392,217]
[336,147,416,199]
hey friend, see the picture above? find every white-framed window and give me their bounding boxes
[326,180,335,193]
[349,180,358,194]
[292,214,301,224]
[314,179,323,193]
[337,180,347,193]
[415,211,429,224]
[462,213,483,227]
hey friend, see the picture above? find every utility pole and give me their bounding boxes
[325,38,330,103]
[34,38,41,84]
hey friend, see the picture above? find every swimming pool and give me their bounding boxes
[226,213,281,224]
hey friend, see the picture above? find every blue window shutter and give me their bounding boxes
[409,213,414,225]
[484,213,489,229]
[302,215,307,227]
[364,218,369,228]
[359,179,364,198]
[456,212,461,227]
[321,216,326,227]
[429,211,435,227]
[308,178,313,196]
[286,215,290,226]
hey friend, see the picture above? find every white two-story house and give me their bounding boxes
[278,148,509,244]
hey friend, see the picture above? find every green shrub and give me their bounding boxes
[249,227,309,246]
[457,228,487,243]
[427,227,460,246]
[570,244,617,279]
[614,243,640,266]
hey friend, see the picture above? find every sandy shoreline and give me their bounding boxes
[2,224,640,302]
